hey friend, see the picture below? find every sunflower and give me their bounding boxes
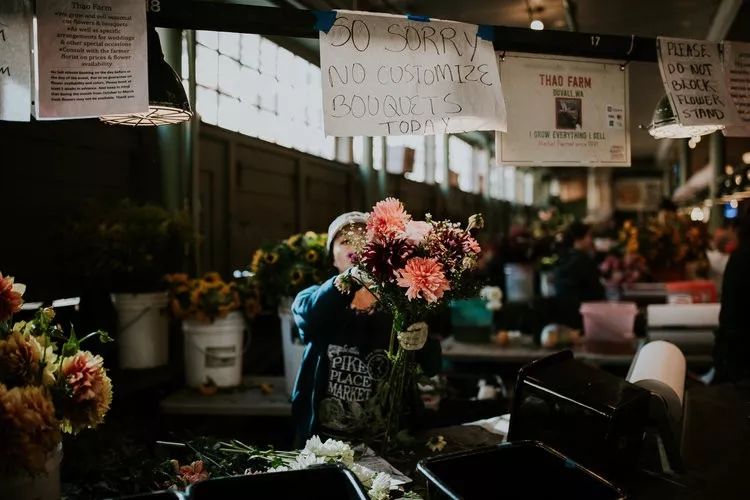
[285,234,302,249]
[305,249,320,263]
[265,252,280,265]
[289,268,305,286]
[251,250,265,272]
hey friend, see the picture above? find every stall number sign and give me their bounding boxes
[496,53,630,167]
[318,10,507,137]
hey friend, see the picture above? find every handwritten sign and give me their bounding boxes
[722,41,750,137]
[0,0,31,122]
[496,53,630,167]
[34,0,148,119]
[319,10,507,137]
[657,36,738,128]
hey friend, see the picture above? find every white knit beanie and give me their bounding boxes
[327,211,368,253]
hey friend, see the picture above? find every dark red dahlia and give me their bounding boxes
[360,237,416,282]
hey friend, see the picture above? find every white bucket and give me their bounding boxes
[111,292,169,369]
[183,311,244,388]
[504,263,535,303]
[279,298,305,396]
[0,442,61,500]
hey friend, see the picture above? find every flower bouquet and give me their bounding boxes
[155,435,421,499]
[335,198,482,448]
[165,273,245,388]
[0,273,113,497]
[246,232,335,313]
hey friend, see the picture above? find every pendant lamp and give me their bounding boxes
[100,28,192,126]
[647,95,723,145]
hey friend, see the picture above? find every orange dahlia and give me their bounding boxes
[396,257,451,303]
[367,198,411,240]
[0,330,41,387]
[0,384,60,475]
[58,351,112,433]
[0,273,25,322]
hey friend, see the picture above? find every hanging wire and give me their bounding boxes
[620,34,635,71]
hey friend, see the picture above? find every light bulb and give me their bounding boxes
[530,19,544,30]
[742,152,750,164]
[730,199,739,209]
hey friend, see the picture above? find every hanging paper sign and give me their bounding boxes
[318,10,507,137]
[496,52,630,167]
[0,0,32,122]
[656,36,738,128]
[34,0,148,119]
[721,41,750,137]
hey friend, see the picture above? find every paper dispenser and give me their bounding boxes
[507,350,651,480]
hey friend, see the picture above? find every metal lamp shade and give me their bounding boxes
[100,29,192,126]
[648,95,722,139]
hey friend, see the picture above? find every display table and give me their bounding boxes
[160,376,291,417]
[442,337,714,368]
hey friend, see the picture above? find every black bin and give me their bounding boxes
[186,464,368,500]
[417,440,626,500]
[114,491,184,500]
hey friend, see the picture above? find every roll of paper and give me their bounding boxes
[628,341,687,425]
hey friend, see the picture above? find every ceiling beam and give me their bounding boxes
[147,0,660,62]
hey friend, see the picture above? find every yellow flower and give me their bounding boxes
[289,268,305,286]
[251,250,265,272]
[0,330,42,387]
[0,384,61,475]
[265,252,279,265]
[305,249,319,263]
[426,435,447,453]
[285,234,302,248]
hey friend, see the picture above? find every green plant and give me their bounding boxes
[66,199,194,293]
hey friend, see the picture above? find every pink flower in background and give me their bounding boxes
[403,220,432,244]
[178,460,209,484]
[396,257,451,303]
[463,236,481,254]
[367,198,410,239]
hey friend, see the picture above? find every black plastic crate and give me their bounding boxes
[114,491,184,500]
[186,464,368,500]
[417,440,626,500]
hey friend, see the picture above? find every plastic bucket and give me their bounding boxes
[279,299,305,396]
[111,292,169,369]
[504,263,535,303]
[183,311,244,388]
[580,301,637,342]
[0,443,62,500]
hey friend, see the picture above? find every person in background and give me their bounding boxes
[714,202,750,383]
[291,212,441,444]
[554,221,605,329]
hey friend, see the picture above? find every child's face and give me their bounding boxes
[332,227,357,273]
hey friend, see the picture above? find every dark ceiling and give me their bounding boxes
[273,0,749,161]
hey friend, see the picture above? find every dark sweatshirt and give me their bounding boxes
[554,248,605,328]
[291,277,441,443]
[715,245,750,383]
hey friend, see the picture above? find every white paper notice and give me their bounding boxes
[35,0,148,119]
[0,0,32,122]
[319,11,507,137]
[722,41,750,137]
[656,36,738,127]
[496,53,630,167]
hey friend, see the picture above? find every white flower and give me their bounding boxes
[368,472,392,500]
[334,273,353,294]
[303,435,355,467]
[266,465,290,473]
[292,452,327,470]
[350,463,377,488]
[480,286,503,310]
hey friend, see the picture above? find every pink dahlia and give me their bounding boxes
[59,350,112,433]
[403,220,432,244]
[396,257,451,303]
[464,236,481,254]
[0,273,25,322]
[367,198,410,240]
